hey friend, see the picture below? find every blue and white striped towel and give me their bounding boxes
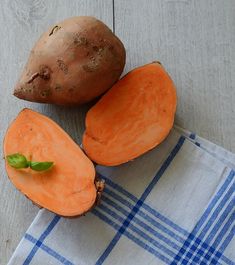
[8,127,235,265]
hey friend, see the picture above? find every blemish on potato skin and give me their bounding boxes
[49,25,61,36]
[98,47,104,55]
[26,65,51,84]
[55,84,62,91]
[40,89,51,98]
[39,65,51,80]
[82,62,98,72]
[73,34,88,46]
[19,87,33,93]
[92,46,99,52]
[82,56,99,73]
[57,60,68,74]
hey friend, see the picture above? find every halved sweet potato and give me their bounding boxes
[83,62,177,166]
[3,109,102,217]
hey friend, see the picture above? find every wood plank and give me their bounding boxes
[0,0,113,263]
[114,0,235,152]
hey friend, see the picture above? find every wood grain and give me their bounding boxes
[0,0,235,263]
[114,0,235,152]
[0,0,113,264]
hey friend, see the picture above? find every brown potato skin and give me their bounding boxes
[14,16,126,106]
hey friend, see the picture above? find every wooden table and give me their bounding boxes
[0,0,234,263]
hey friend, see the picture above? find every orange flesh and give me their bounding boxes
[4,109,96,216]
[83,62,177,166]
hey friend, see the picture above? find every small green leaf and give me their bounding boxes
[6,153,54,172]
[6,153,29,169]
[29,161,54,171]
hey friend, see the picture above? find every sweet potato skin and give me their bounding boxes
[14,16,126,106]
[83,62,177,166]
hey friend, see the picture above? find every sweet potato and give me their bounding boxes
[3,109,104,217]
[83,62,177,166]
[14,16,125,106]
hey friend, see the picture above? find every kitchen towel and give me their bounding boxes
[7,127,235,265]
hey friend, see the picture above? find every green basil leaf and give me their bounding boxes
[6,153,29,169]
[29,161,54,171]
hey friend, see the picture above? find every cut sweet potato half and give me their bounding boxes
[83,62,177,166]
[3,109,102,217]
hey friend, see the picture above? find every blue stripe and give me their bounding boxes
[94,204,233,265]
[23,215,61,265]
[101,194,131,216]
[194,170,234,235]
[198,182,235,240]
[130,216,181,252]
[98,203,125,223]
[102,193,185,247]
[103,187,186,243]
[103,188,133,210]
[127,223,176,260]
[186,133,201,147]
[220,255,235,265]
[103,185,234,261]
[100,202,181,256]
[205,196,235,244]
[25,234,37,244]
[212,211,235,250]
[92,208,171,264]
[136,208,186,243]
[192,197,234,264]
[219,224,235,253]
[92,208,121,230]
[100,195,233,265]
[189,133,196,140]
[25,234,74,265]
[124,230,172,264]
[95,136,185,265]
[187,181,235,264]
[140,198,189,236]
[170,169,234,264]
[101,174,189,236]
[96,171,233,264]
[201,211,235,264]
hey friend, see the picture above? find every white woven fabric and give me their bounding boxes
[8,127,235,265]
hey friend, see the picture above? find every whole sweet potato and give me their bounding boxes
[14,16,126,105]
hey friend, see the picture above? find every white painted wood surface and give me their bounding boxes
[115,0,235,151]
[0,1,113,264]
[0,0,234,263]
